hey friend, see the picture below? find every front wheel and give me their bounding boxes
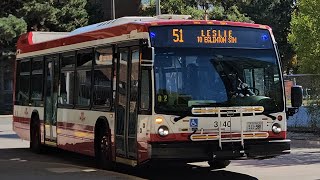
[95,125,113,170]
[208,160,231,169]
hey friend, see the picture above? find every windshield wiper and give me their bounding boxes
[174,114,189,122]
[262,112,276,120]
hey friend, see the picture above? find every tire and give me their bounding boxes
[95,123,113,170]
[208,160,231,169]
[30,118,42,153]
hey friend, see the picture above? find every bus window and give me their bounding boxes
[93,68,112,108]
[31,57,43,102]
[59,52,76,106]
[140,69,151,112]
[92,47,113,109]
[17,60,31,106]
[76,49,93,107]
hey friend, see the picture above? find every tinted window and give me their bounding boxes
[61,52,75,69]
[31,57,43,100]
[59,71,75,106]
[77,49,93,67]
[95,47,113,66]
[76,69,91,106]
[93,68,112,107]
[17,60,31,105]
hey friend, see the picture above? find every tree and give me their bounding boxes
[237,0,296,71]
[140,0,251,22]
[86,0,104,24]
[140,0,205,20]
[0,0,89,53]
[19,0,88,32]
[288,0,320,73]
[0,1,27,50]
[56,0,89,31]
[0,15,27,50]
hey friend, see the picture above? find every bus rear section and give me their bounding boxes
[143,24,290,167]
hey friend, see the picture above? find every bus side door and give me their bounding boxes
[115,45,139,161]
[44,55,59,145]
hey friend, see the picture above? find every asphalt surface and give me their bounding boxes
[1,115,320,180]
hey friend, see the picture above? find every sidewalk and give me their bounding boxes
[0,115,12,120]
[288,131,320,148]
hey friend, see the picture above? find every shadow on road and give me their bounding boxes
[116,164,258,180]
[0,147,258,179]
[231,150,320,167]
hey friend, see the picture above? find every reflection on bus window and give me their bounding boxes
[154,48,283,114]
[17,60,31,105]
[93,68,112,107]
[76,70,91,106]
[59,71,75,105]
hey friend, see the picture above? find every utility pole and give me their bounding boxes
[156,0,161,15]
[111,0,115,19]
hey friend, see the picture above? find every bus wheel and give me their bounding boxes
[208,160,230,169]
[30,118,42,153]
[95,124,113,170]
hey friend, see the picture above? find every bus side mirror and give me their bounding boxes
[141,47,153,60]
[291,85,303,107]
[287,85,303,117]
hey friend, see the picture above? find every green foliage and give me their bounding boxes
[57,0,88,32]
[140,0,251,22]
[85,0,104,24]
[0,0,90,53]
[288,0,320,74]
[140,0,204,19]
[19,0,59,31]
[0,14,27,47]
[208,4,251,22]
[20,0,88,32]
[238,0,295,71]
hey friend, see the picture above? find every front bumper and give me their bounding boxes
[150,139,290,161]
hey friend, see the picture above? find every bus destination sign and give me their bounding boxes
[150,26,272,49]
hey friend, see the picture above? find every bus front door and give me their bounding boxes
[115,46,139,163]
[44,55,59,146]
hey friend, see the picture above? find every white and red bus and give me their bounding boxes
[13,15,301,169]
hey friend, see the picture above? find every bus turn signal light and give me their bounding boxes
[155,117,164,124]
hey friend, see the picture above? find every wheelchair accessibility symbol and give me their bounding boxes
[190,118,198,128]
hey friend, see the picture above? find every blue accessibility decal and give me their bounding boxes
[190,118,198,128]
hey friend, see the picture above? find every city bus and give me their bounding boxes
[13,15,301,169]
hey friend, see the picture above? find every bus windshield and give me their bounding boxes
[154,47,284,114]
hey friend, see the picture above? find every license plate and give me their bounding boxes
[246,122,263,131]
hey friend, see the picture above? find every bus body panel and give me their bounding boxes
[13,105,44,142]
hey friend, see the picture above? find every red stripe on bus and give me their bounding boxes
[17,24,148,54]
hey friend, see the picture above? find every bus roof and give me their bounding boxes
[16,15,272,58]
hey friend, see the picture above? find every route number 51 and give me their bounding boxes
[173,29,184,43]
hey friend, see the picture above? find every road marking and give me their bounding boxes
[47,167,82,173]
[82,169,97,172]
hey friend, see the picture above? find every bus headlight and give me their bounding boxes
[272,123,282,134]
[158,126,169,137]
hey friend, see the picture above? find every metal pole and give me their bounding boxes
[111,0,115,19]
[156,0,161,15]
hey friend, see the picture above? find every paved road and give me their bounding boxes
[1,115,320,180]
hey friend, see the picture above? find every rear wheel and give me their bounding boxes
[208,160,231,169]
[95,123,113,170]
[30,118,42,153]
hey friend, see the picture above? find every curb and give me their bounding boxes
[0,115,13,121]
